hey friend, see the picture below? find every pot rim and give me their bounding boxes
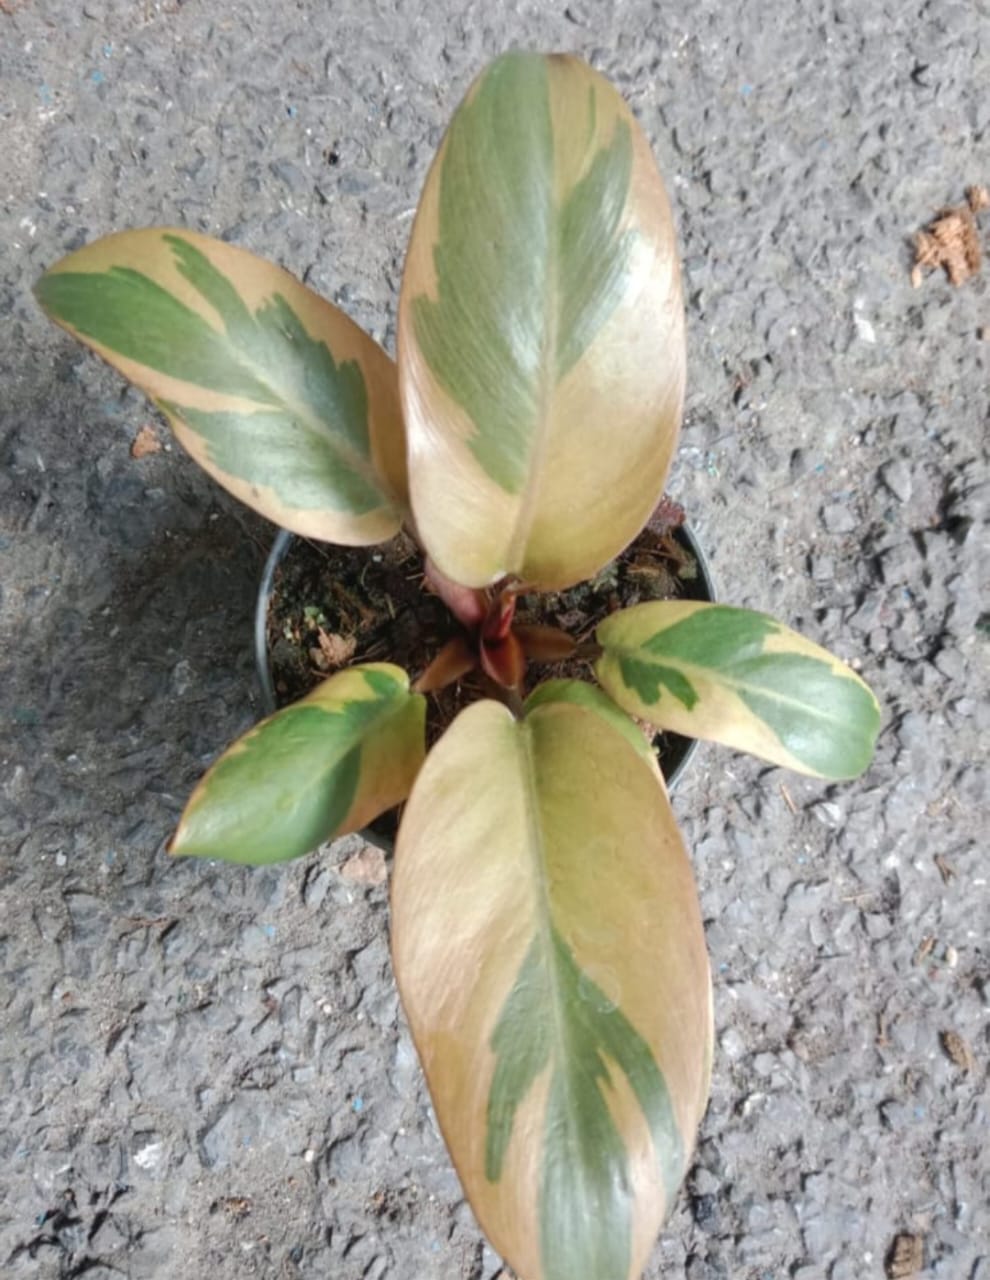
[254,521,717,806]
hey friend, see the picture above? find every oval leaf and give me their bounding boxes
[399,52,685,589]
[596,602,881,779]
[170,664,425,864]
[36,228,407,544]
[392,699,712,1280]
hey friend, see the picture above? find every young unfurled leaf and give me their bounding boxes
[481,589,519,644]
[479,630,526,688]
[596,602,880,779]
[514,624,578,663]
[413,635,477,693]
[392,699,712,1280]
[170,664,425,865]
[399,52,685,589]
[36,229,407,544]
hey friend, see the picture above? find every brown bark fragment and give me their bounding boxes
[911,187,986,287]
[886,1232,923,1278]
[130,425,163,458]
[940,1029,975,1074]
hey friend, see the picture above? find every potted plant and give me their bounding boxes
[254,503,718,814]
[35,51,879,1280]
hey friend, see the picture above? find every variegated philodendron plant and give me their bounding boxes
[36,52,879,1280]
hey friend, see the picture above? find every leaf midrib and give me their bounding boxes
[46,258,393,510]
[185,291,391,506]
[218,690,407,820]
[502,183,559,574]
[517,722,593,1198]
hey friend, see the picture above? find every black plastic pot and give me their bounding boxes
[255,523,716,836]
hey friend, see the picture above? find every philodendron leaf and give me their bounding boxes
[399,52,685,589]
[36,229,407,544]
[596,602,881,779]
[392,699,712,1280]
[170,664,425,865]
[524,678,657,771]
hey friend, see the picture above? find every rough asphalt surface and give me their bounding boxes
[2,2,988,1277]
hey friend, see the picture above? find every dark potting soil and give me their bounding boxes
[264,511,703,849]
[266,521,699,726]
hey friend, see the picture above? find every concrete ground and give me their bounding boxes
[1,1,988,1277]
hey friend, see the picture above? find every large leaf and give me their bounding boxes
[398,52,685,589]
[36,229,407,544]
[170,664,424,865]
[596,602,881,779]
[392,699,712,1280]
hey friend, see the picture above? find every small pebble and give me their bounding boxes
[822,503,858,534]
[881,459,913,504]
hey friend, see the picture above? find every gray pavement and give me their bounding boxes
[1,2,988,1276]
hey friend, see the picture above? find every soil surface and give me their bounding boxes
[2,3,988,1280]
[265,518,703,842]
[266,517,698,716]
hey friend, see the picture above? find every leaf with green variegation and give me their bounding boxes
[35,228,407,544]
[596,602,881,779]
[392,699,712,1280]
[399,51,685,589]
[170,664,424,865]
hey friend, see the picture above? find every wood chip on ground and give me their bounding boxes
[940,1029,975,1074]
[911,185,988,287]
[314,627,357,669]
[886,1232,924,1279]
[130,425,163,458]
[215,1196,252,1219]
[338,846,387,886]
